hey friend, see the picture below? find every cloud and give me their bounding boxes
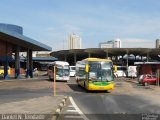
[33,2,160,50]
[121,38,155,48]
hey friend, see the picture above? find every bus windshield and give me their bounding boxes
[56,65,69,76]
[63,65,69,76]
[89,62,113,82]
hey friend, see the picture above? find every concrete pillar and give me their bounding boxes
[115,56,118,60]
[126,50,129,77]
[4,42,8,80]
[26,49,30,78]
[147,50,149,62]
[105,51,108,59]
[74,53,77,65]
[29,50,33,78]
[15,46,20,79]
[88,52,91,58]
[64,54,67,61]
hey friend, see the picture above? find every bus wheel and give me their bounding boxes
[105,90,109,93]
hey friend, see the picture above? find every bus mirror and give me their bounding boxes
[85,64,89,73]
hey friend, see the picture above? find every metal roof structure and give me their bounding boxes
[50,48,160,61]
[32,57,58,61]
[0,23,52,51]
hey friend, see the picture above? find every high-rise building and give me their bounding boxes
[113,38,121,48]
[156,39,160,48]
[99,41,113,48]
[68,33,82,49]
[99,38,121,48]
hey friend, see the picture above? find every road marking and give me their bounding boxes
[69,96,89,120]
[65,115,83,119]
[68,105,74,107]
[67,109,78,112]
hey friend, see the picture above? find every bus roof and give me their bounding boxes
[55,61,69,65]
[48,61,69,66]
[83,58,112,62]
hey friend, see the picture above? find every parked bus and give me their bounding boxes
[69,66,76,77]
[47,61,70,81]
[113,65,126,77]
[76,58,114,91]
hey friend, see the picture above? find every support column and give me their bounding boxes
[126,50,129,77]
[4,41,8,80]
[15,46,20,79]
[105,51,108,59]
[74,53,77,65]
[64,54,67,61]
[88,52,91,58]
[147,49,149,62]
[29,50,33,78]
[26,49,30,78]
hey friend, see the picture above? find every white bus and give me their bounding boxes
[69,66,76,77]
[47,61,70,81]
[114,65,126,77]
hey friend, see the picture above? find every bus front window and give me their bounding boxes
[89,62,101,81]
[63,65,69,76]
[56,66,63,76]
[89,62,114,81]
[101,62,114,81]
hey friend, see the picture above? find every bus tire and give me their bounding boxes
[105,90,109,93]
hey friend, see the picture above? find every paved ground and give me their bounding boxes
[0,76,160,120]
[0,77,66,120]
[57,77,160,120]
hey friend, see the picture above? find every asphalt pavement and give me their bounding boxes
[0,77,67,120]
[58,78,160,120]
[0,77,160,120]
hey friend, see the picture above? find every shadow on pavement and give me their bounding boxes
[67,83,110,94]
[67,83,86,93]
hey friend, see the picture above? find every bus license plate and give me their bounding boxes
[99,87,105,90]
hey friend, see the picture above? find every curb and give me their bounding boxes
[51,96,68,120]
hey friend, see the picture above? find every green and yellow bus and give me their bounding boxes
[75,58,114,91]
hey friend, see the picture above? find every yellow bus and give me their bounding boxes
[75,58,114,91]
[0,66,11,75]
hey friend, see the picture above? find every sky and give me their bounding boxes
[0,0,160,51]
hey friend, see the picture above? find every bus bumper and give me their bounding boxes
[87,82,114,91]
